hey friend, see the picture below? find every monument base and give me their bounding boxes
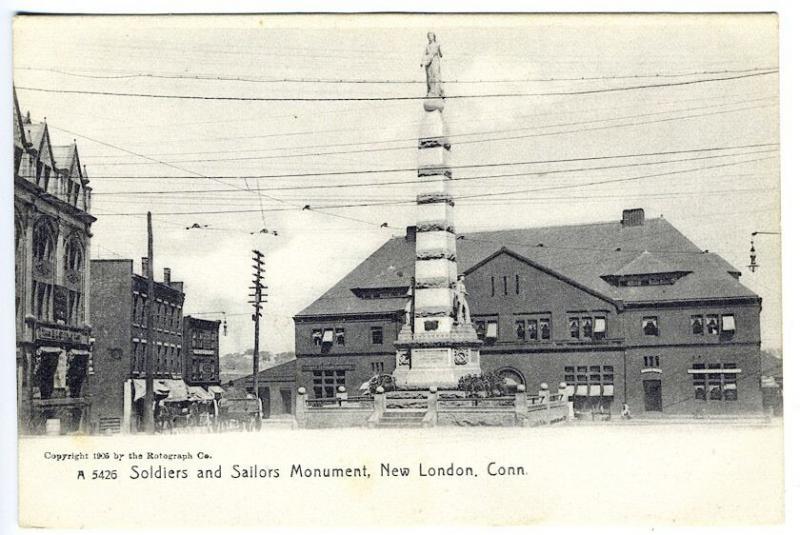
[393,343,481,390]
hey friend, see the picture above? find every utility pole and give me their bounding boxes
[250,249,267,430]
[143,212,155,433]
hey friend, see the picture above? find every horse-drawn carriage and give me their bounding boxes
[217,397,262,431]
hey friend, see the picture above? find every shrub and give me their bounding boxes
[457,372,505,397]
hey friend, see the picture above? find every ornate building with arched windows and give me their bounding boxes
[14,88,95,434]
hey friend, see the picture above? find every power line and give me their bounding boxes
[14,69,777,102]
[88,146,778,196]
[64,142,780,181]
[80,97,777,166]
[16,65,777,85]
[89,155,776,216]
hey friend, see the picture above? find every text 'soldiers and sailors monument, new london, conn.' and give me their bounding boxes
[292,33,764,415]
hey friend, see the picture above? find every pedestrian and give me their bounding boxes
[621,402,632,420]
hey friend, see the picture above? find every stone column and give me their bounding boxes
[295,387,307,428]
[425,386,439,427]
[514,384,528,426]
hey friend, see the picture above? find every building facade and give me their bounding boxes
[183,316,221,388]
[14,90,96,434]
[87,259,185,432]
[230,360,298,419]
[294,209,763,416]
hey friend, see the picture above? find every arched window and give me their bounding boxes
[64,237,84,273]
[31,218,56,321]
[32,218,56,265]
[63,237,84,326]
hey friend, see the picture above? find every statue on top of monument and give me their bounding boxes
[421,32,443,97]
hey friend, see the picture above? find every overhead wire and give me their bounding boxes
[14,69,777,102]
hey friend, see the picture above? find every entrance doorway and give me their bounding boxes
[258,386,270,418]
[280,389,292,414]
[643,380,662,412]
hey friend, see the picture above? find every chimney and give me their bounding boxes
[405,225,417,242]
[621,208,645,227]
[141,257,150,277]
[163,267,171,285]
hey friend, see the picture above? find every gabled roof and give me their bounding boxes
[52,144,77,172]
[295,217,758,318]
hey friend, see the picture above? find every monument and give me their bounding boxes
[393,33,482,389]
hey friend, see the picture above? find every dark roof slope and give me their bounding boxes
[296,218,757,317]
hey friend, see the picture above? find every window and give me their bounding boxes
[475,320,486,340]
[514,316,549,341]
[371,326,384,345]
[485,320,498,341]
[593,317,607,339]
[705,315,719,335]
[563,364,614,410]
[569,317,580,339]
[540,319,551,340]
[691,362,738,402]
[502,276,508,296]
[322,329,334,345]
[371,361,385,373]
[515,320,526,340]
[515,274,520,295]
[527,319,538,340]
[642,316,659,336]
[691,315,704,335]
[311,329,322,346]
[643,356,660,368]
[312,370,346,399]
[335,328,345,346]
[490,277,495,297]
[581,317,593,339]
[721,314,736,333]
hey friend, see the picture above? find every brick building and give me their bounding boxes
[182,316,221,388]
[14,89,95,434]
[294,209,763,416]
[87,259,186,432]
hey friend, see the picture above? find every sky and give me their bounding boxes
[11,13,781,354]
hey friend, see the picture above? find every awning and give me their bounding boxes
[485,322,498,338]
[589,384,602,396]
[322,329,334,343]
[722,315,736,331]
[162,379,190,401]
[603,384,614,396]
[593,318,607,333]
[69,349,91,356]
[564,385,575,397]
[187,385,214,401]
[132,379,170,402]
[208,385,225,395]
[575,385,588,396]
[38,346,63,354]
[724,383,737,391]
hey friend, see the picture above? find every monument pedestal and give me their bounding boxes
[393,325,482,389]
